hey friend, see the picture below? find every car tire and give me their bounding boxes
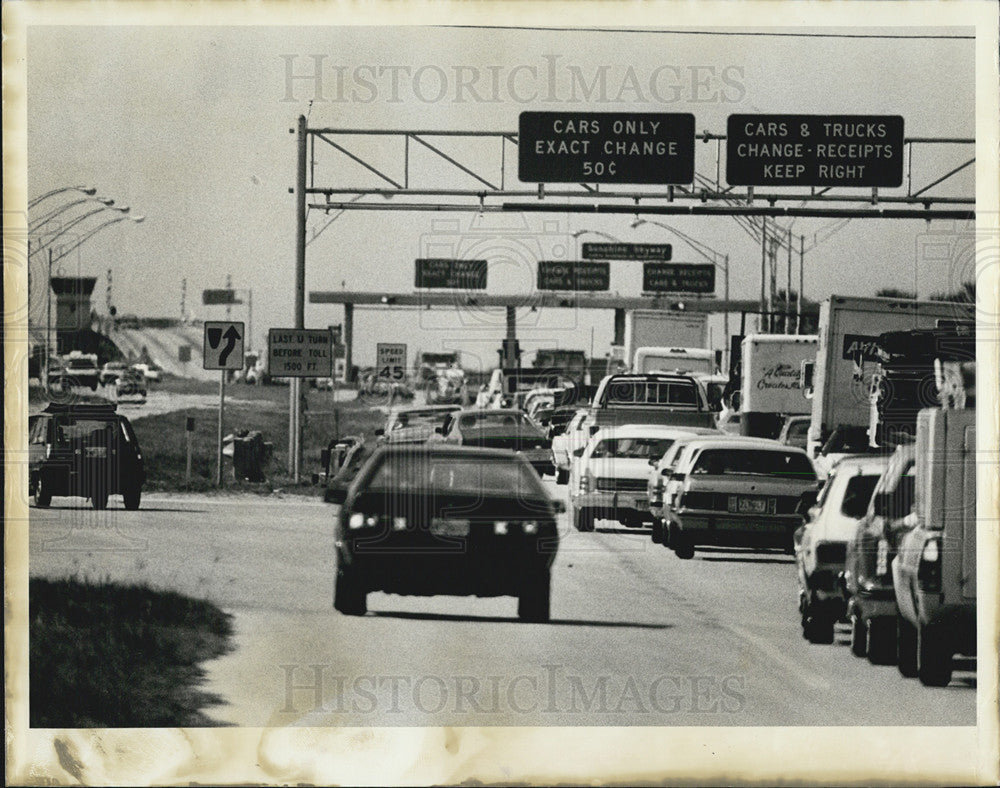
[804,613,835,645]
[518,570,551,623]
[334,564,367,616]
[123,485,141,511]
[673,528,695,560]
[574,507,595,533]
[849,613,868,658]
[556,467,569,485]
[897,615,918,678]
[917,623,952,687]
[866,616,897,665]
[651,520,664,544]
[33,476,52,508]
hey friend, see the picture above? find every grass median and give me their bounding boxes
[29,577,234,727]
[131,380,386,493]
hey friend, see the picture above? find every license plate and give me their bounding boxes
[730,496,768,514]
[430,518,470,537]
[85,446,108,458]
[633,498,648,509]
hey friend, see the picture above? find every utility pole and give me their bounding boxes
[759,217,767,333]
[786,228,792,334]
[291,114,308,482]
[180,278,187,322]
[225,273,233,319]
[798,235,805,335]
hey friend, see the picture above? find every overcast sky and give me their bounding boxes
[26,23,976,365]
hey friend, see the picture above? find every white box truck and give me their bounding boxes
[624,310,708,372]
[803,296,971,457]
[740,334,818,438]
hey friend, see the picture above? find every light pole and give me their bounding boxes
[30,205,133,259]
[631,219,730,365]
[46,214,145,269]
[30,197,116,233]
[28,186,96,209]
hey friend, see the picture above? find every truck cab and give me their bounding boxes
[632,346,715,376]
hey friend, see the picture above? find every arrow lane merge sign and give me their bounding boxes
[203,321,245,370]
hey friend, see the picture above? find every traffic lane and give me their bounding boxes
[26,491,975,727]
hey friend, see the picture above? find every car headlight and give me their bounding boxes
[348,513,380,530]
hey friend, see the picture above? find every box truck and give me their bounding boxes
[803,296,971,457]
[624,310,707,372]
[740,334,818,439]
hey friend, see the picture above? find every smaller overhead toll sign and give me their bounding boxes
[582,242,673,261]
[537,261,610,291]
[519,112,695,185]
[726,115,905,187]
[268,328,333,377]
[415,259,488,290]
[643,263,715,294]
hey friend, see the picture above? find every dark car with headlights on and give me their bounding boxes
[325,445,562,621]
[28,402,145,510]
[435,408,554,477]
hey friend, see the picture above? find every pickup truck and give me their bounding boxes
[589,373,716,431]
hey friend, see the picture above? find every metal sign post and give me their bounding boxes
[203,320,245,488]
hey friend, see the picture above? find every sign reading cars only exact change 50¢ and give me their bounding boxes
[518,112,695,185]
[268,328,333,378]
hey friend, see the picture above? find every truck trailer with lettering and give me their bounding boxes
[739,334,818,439]
[802,295,971,457]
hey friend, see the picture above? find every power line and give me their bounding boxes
[445,25,973,40]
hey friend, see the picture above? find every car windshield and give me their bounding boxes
[823,427,870,454]
[366,454,545,497]
[390,410,451,430]
[67,359,96,369]
[592,436,676,459]
[841,473,882,519]
[787,420,810,438]
[457,411,541,435]
[691,448,816,480]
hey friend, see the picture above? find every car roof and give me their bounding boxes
[42,402,118,415]
[827,454,891,474]
[390,404,459,415]
[683,436,797,452]
[453,408,527,417]
[374,444,523,460]
[594,425,721,439]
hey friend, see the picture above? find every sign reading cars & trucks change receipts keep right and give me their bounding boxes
[726,115,904,187]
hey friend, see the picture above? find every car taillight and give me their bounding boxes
[578,474,591,493]
[522,521,539,535]
[494,521,509,535]
[918,537,942,592]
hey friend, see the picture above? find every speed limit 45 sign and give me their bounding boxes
[376,343,407,381]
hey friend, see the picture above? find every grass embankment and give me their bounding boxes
[30,577,233,727]
[132,380,385,493]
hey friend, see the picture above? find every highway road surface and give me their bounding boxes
[26,485,976,728]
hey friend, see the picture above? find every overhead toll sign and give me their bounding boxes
[268,328,333,377]
[537,261,610,291]
[518,112,696,184]
[582,242,672,261]
[415,258,488,289]
[642,263,715,294]
[202,289,242,305]
[203,321,245,370]
[726,115,905,187]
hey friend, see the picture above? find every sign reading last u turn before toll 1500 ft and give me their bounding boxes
[518,112,695,184]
